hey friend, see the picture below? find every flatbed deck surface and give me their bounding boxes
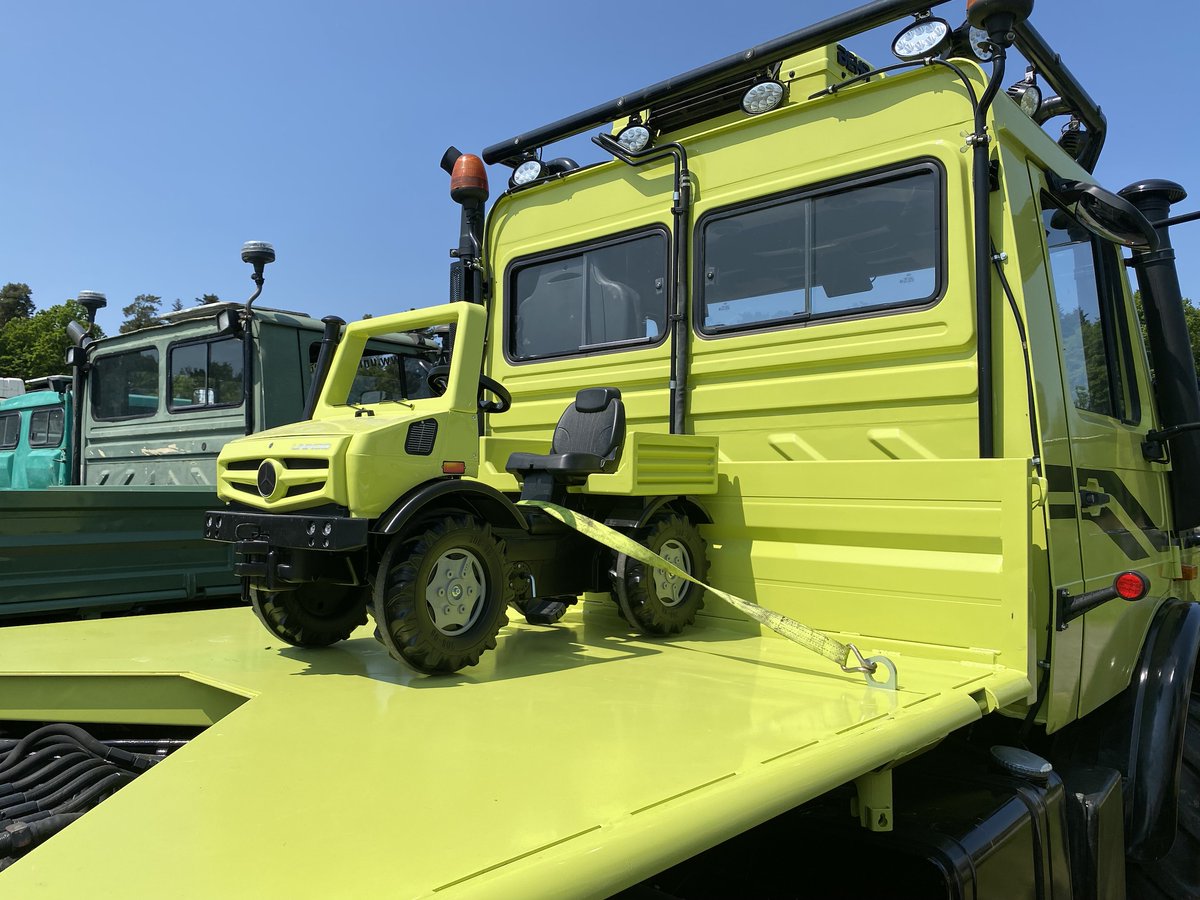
[0,605,1028,898]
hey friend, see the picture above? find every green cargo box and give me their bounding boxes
[0,486,237,617]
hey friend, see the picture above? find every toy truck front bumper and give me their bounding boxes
[203,509,369,588]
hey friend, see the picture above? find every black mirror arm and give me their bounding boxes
[1142,420,1200,462]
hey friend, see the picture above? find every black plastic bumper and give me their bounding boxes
[203,509,369,552]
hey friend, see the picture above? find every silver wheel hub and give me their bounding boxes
[651,539,692,608]
[426,548,485,635]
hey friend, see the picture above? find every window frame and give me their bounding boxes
[27,406,64,449]
[166,336,246,415]
[90,347,161,422]
[0,413,19,450]
[692,158,948,339]
[502,224,673,366]
[1040,190,1142,426]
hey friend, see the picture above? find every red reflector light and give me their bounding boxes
[442,461,466,475]
[450,154,489,204]
[1115,571,1149,601]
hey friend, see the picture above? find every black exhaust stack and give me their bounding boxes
[442,147,489,304]
[1121,179,1200,529]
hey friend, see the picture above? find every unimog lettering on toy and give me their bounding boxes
[4,0,1195,893]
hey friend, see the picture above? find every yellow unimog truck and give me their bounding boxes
[3,0,1199,896]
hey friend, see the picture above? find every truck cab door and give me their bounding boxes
[1036,180,1173,717]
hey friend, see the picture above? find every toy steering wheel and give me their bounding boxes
[425,365,512,414]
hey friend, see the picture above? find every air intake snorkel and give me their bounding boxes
[239,241,276,435]
[64,291,107,485]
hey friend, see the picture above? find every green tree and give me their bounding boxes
[0,283,34,328]
[170,298,185,312]
[0,299,107,381]
[1133,291,1200,376]
[195,293,221,305]
[120,294,162,333]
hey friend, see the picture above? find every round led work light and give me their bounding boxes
[616,123,652,153]
[510,158,544,188]
[1006,69,1042,118]
[742,80,785,115]
[968,25,995,61]
[891,15,952,60]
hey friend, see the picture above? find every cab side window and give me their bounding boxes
[0,413,18,449]
[168,337,244,411]
[507,230,668,362]
[1042,193,1139,423]
[28,408,64,448]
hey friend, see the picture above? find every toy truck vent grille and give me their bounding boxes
[405,419,438,456]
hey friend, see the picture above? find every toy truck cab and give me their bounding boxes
[0,379,70,489]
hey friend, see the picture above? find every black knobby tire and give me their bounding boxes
[616,513,707,636]
[1126,692,1200,897]
[250,583,369,648]
[373,516,509,674]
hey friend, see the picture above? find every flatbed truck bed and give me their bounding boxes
[0,604,1027,897]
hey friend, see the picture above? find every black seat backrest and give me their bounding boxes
[551,388,625,461]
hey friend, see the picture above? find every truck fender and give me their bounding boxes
[635,496,713,529]
[372,479,527,537]
[1123,597,1200,860]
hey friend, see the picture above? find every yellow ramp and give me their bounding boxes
[0,604,1028,898]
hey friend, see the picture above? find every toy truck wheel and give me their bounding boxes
[615,513,707,636]
[373,516,509,674]
[250,583,369,648]
[1126,690,1200,897]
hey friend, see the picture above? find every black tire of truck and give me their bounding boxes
[373,516,510,674]
[615,513,708,636]
[1126,691,1200,898]
[249,583,369,648]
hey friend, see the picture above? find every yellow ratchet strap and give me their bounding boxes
[518,500,897,690]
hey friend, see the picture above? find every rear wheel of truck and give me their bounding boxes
[250,583,369,648]
[1126,690,1200,897]
[373,516,509,674]
[615,513,707,636]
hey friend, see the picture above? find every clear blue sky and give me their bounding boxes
[2,1,1197,336]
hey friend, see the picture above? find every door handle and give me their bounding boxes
[1079,489,1110,510]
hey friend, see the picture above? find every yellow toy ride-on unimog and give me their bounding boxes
[201,0,1200,893]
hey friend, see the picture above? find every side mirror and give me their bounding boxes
[1051,177,1160,250]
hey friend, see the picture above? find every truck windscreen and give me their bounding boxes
[343,345,434,406]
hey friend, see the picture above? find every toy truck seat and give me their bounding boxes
[506,387,625,499]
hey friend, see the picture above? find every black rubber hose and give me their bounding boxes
[3,725,155,774]
[0,765,119,819]
[0,813,84,856]
[0,745,88,793]
[56,771,133,813]
[2,758,111,808]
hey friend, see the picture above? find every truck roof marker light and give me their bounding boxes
[449,153,489,205]
[510,157,544,188]
[741,80,785,115]
[442,461,466,475]
[1006,66,1042,118]
[1115,571,1150,601]
[616,122,652,153]
[891,12,952,61]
